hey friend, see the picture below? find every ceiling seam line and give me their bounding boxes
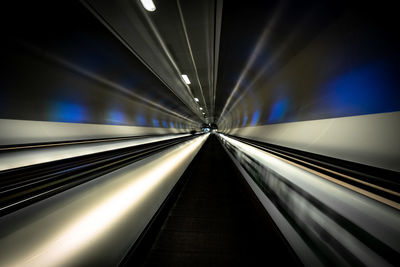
[176,0,209,118]
[137,3,205,121]
[80,0,201,122]
[213,0,223,123]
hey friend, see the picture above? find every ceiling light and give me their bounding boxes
[194,98,199,102]
[199,107,203,110]
[140,0,156,11]
[181,74,191,84]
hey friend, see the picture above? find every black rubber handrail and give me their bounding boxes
[226,134,400,203]
[0,135,196,216]
[0,133,188,151]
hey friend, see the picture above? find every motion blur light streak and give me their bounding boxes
[1,0,400,266]
[0,133,190,171]
[221,16,311,124]
[219,134,400,267]
[176,0,209,113]
[217,3,284,122]
[137,5,202,118]
[0,135,208,267]
[30,138,201,266]
[23,43,195,124]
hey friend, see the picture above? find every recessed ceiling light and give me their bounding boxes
[199,107,203,110]
[140,0,156,12]
[194,97,199,102]
[181,74,191,84]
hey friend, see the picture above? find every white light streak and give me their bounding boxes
[140,0,156,12]
[181,74,191,84]
[0,134,190,171]
[0,135,208,266]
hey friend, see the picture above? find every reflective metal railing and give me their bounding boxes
[219,134,400,267]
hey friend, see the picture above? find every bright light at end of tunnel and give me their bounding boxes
[194,97,199,102]
[181,74,191,84]
[140,0,156,11]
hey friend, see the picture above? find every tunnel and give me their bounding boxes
[0,0,399,266]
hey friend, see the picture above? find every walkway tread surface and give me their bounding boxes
[142,134,300,266]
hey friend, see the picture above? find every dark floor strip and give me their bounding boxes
[125,134,301,267]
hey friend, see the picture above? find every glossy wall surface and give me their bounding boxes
[216,1,400,169]
[0,1,200,143]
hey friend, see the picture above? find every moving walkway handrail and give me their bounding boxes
[0,135,195,216]
[219,134,400,267]
[225,135,400,204]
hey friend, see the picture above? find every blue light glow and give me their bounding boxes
[152,118,160,127]
[50,101,87,123]
[268,99,288,123]
[162,120,168,128]
[319,62,400,117]
[250,110,261,125]
[136,114,147,126]
[107,110,125,125]
[242,114,248,126]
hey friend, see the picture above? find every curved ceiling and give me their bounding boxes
[83,0,400,129]
[1,0,399,132]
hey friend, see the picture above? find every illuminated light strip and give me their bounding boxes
[220,135,400,210]
[181,74,191,85]
[140,0,156,12]
[0,134,208,266]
